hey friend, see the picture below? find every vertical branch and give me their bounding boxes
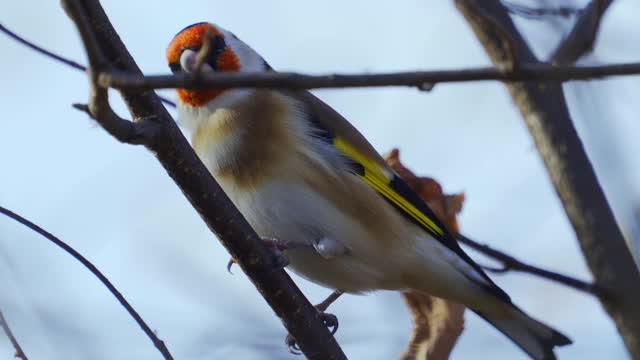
[455,1,640,359]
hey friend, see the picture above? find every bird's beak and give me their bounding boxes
[180,49,213,73]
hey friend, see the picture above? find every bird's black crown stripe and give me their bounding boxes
[174,22,209,38]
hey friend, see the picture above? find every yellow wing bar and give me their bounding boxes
[333,137,444,237]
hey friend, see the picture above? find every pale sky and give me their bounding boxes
[1,1,639,359]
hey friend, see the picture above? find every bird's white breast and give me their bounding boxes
[219,175,396,292]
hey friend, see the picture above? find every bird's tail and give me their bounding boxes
[474,303,572,360]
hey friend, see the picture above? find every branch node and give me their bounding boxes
[72,103,91,114]
[72,99,159,145]
[418,82,435,91]
[480,262,511,273]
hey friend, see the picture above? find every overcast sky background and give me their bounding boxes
[1,0,639,359]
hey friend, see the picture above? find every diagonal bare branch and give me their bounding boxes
[0,310,28,360]
[59,1,161,146]
[458,234,602,295]
[0,206,173,360]
[551,0,615,64]
[0,22,176,108]
[455,2,520,71]
[456,1,640,358]
[0,22,85,71]
[71,102,160,145]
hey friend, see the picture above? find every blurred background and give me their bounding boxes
[1,0,639,359]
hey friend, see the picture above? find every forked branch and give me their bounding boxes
[456,0,640,358]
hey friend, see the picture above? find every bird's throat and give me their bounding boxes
[177,88,225,106]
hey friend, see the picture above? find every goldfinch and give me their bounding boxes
[166,22,571,360]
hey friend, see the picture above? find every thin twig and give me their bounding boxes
[0,310,28,360]
[98,61,640,91]
[551,0,615,64]
[0,22,85,71]
[72,102,160,145]
[458,234,603,295]
[0,22,176,108]
[0,206,174,360]
[503,1,582,19]
[4,19,636,95]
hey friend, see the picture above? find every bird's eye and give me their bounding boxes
[169,62,181,74]
[169,46,198,73]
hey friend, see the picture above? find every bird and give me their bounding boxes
[166,22,572,360]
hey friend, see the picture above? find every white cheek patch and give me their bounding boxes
[215,26,268,73]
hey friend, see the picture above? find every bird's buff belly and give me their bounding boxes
[227,180,401,293]
[283,249,390,293]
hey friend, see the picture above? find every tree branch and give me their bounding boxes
[551,0,615,64]
[0,22,176,108]
[60,0,157,146]
[71,103,160,145]
[502,1,582,19]
[457,234,602,295]
[456,1,640,358]
[0,310,28,360]
[96,61,640,91]
[4,20,638,97]
[0,206,173,360]
[0,22,85,72]
[60,0,346,359]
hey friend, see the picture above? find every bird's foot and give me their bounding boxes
[227,236,347,273]
[285,310,339,355]
[284,290,343,354]
[226,250,289,274]
[227,237,303,273]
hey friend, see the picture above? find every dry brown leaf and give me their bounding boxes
[384,148,466,360]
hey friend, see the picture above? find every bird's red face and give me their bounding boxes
[166,22,241,106]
